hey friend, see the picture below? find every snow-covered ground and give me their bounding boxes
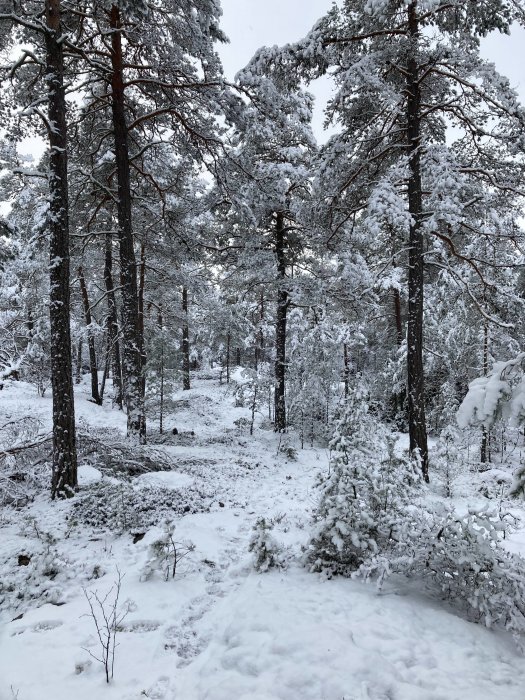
[1,374,525,700]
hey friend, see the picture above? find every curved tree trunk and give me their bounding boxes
[45,0,77,497]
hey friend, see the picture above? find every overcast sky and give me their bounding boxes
[218,0,525,142]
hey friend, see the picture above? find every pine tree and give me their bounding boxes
[265,0,525,479]
[0,0,79,496]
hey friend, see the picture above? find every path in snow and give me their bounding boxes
[1,374,525,700]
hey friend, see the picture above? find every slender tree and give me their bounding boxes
[267,0,525,478]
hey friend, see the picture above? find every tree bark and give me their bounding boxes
[76,339,82,385]
[109,4,145,442]
[274,211,288,432]
[138,242,146,402]
[158,307,165,434]
[406,1,429,481]
[181,286,190,390]
[226,330,231,384]
[45,0,78,497]
[393,288,403,347]
[480,318,490,464]
[78,265,101,405]
[103,230,123,409]
[343,343,350,399]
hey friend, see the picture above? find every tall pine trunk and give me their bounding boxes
[109,4,145,441]
[158,307,165,434]
[138,243,147,402]
[45,0,77,497]
[343,343,350,399]
[181,286,191,390]
[406,1,429,481]
[480,318,490,464]
[103,230,123,409]
[78,265,101,405]
[274,211,288,432]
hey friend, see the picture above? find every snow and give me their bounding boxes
[78,465,102,485]
[133,471,194,490]
[1,374,525,700]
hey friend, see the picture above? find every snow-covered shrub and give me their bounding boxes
[478,468,513,500]
[249,517,287,572]
[306,390,421,577]
[72,481,213,532]
[76,425,174,478]
[0,537,71,611]
[510,464,525,500]
[0,416,50,507]
[278,436,298,461]
[390,506,525,647]
[433,425,463,498]
[141,522,195,581]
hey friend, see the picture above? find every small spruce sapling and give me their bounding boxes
[142,521,195,581]
[307,388,421,577]
[434,425,463,498]
[249,517,286,572]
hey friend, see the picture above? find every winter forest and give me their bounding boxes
[2,0,525,697]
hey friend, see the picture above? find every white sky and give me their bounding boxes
[218,0,525,142]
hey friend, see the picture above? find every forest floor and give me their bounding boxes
[1,371,525,700]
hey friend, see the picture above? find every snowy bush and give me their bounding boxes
[478,468,514,500]
[389,506,525,647]
[249,517,287,572]
[141,522,195,581]
[307,391,525,647]
[0,416,50,507]
[433,425,464,498]
[306,390,421,577]
[72,481,213,532]
[0,535,70,611]
[458,354,525,503]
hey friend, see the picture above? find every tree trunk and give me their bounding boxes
[181,286,190,390]
[158,307,164,434]
[274,211,288,432]
[103,230,123,409]
[99,335,111,403]
[109,4,145,442]
[393,288,403,347]
[343,343,350,399]
[226,330,231,384]
[138,243,146,402]
[78,265,101,405]
[406,2,429,481]
[76,339,82,385]
[45,0,77,498]
[480,318,490,464]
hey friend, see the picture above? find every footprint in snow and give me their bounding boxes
[119,619,160,633]
[11,619,64,636]
[142,675,170,699]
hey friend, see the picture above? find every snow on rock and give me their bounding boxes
[77,465,102,485]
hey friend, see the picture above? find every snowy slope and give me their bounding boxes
[1,374,525,700]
